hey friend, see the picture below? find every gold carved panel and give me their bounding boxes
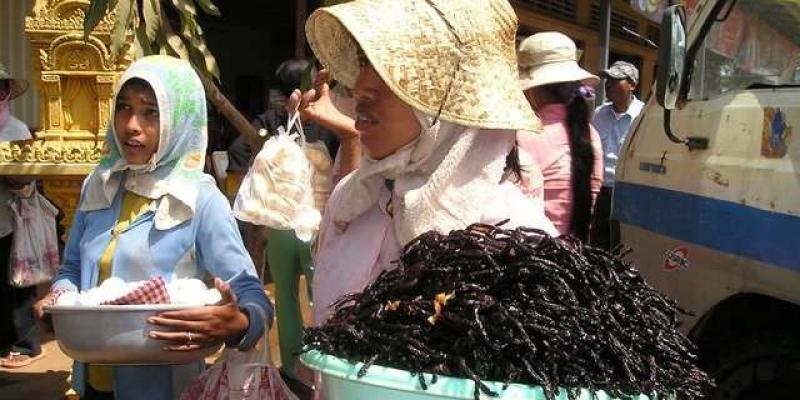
[43,177,84,240]
[18,0,131,153]
[29,0,115,34]
[6,0,134,232]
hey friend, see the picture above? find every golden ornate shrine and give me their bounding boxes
[1,0,132,228]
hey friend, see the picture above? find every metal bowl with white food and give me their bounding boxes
[45,304,223,365]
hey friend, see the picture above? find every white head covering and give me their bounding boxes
[332,111,533,245]
[79,55,209,230]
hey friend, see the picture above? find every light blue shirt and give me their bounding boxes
[591,97,645,187]
[52,177,272,400]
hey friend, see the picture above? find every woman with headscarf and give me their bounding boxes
[517,32,604,241]
[303,0,556,327]
[34,55,272,400]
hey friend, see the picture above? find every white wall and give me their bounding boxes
[0,0,39,128]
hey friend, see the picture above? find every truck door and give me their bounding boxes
[616,0,800,324]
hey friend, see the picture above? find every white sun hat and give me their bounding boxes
[518,32,600,91]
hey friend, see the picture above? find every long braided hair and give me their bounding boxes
[539,82,596,241]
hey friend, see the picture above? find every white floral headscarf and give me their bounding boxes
[79,55,209,230]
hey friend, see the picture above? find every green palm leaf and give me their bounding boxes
[83,0,257,143]
[83,0,110,36]
[109,0,134,58]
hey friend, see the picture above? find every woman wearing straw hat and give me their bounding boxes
[0,63,47,369]
[304,0,556,331]
[516,32,604,241]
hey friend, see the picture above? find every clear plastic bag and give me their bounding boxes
[233,112,321,242]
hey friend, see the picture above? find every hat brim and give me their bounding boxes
[3,78,29,100]
[599,70,636,83]
[520,61,600,91]
[306,0,541,132]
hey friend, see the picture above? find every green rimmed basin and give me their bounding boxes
[301,350,661,400]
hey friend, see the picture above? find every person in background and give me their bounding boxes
[227,59,356,395]
[590,61,644,250]
[0,63,47,369]
[516,32,604,241]
[33,55,272,400]
[204,108,233,188]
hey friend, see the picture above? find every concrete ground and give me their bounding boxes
[0,280,311,400]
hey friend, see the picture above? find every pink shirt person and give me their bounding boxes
[518,104,603,235]
[517,32,604,239]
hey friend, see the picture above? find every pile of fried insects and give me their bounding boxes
[302,223,714,400]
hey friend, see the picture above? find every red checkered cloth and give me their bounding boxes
[101,276,171,305]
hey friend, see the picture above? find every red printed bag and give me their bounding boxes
[181,328,298,400]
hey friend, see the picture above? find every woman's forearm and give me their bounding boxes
[336,135,361,181]
[316,112,360,182]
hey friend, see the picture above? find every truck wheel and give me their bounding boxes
[710,331,800,400]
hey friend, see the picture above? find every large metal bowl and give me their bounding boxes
[45,304,223,365]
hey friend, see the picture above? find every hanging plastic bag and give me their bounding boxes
[180,327,299,400]
[8,184,60,288]
[233,111,321,242]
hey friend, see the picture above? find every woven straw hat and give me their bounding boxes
[0,63,29,100]
[305,0,540,132]
[518,32,599,91]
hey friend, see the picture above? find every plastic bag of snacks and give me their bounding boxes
[233,112,321,242]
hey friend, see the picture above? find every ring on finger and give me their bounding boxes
[187,332,193,344]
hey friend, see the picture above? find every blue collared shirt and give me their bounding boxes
[591,97,645,187]
[52,177,273,400]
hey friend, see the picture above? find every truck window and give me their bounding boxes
[688,0,800,101]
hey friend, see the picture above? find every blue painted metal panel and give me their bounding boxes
[614,182,800,272]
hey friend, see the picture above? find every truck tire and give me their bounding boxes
[710,330,800,400]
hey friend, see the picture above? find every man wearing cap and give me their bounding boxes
[0,64,46,369]
[516,32,604,241]
[590,60,644,250]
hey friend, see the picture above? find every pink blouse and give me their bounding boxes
[312,174,556,324]
[517,104,603,236]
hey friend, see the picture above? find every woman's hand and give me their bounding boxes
[148,278,250,351]
[287,68,362,178]
[287,69,359,141]
[33,291,60,320]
